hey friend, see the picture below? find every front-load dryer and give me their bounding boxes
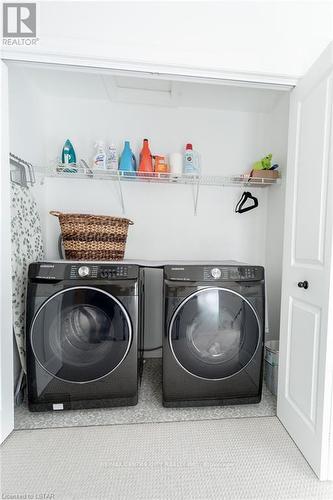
[26,262,143,411]
[163,263,265,407]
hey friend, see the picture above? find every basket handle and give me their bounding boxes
[50,211,62,217]
[128,220,134,225]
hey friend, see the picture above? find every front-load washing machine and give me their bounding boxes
[163,263,265,407]
[26,261,143,411]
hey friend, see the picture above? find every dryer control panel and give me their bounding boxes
[164,265,264,282]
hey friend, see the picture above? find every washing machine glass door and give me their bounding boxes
[31,286,132,383]
[169,287,261,380]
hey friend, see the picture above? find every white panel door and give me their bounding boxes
[278,42,333,480]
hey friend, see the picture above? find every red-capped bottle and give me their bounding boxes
[138,139,153,175]
[183,143,197,174]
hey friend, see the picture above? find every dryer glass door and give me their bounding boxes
[31,286,132,383]
[169,287,261,380]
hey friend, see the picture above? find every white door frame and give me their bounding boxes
[0,60,14,443]
[1,46,298,88]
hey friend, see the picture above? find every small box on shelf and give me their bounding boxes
[250,169,280,179]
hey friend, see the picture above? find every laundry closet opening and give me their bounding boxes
[8,61,290,428]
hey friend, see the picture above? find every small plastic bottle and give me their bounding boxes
[106,144,118,171]
[183,143,200,175]
[93,141,107,170]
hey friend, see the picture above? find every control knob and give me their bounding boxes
[78,266,90,278]
[211,267,222,279]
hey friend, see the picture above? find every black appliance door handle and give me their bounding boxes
[298,280,309,289]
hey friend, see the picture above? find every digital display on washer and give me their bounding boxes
[99,265,128,279]
[228,268,241,280]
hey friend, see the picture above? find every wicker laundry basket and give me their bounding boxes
[50,211,133,261]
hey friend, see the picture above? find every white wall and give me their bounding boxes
[8,66,46,166]
[264,95,289,340]
[8,65,48,244]
[8,66,47,389]
[39,95,270,264]
[41,71,277,350]
[2,2,333,82]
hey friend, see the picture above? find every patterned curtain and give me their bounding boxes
[11,183,44,372]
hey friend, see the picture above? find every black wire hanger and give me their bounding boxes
[235,191,258,213]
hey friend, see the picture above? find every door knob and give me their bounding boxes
[298,280,309,289]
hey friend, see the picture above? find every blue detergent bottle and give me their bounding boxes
[119,141,137,175]
[62,139,76,165]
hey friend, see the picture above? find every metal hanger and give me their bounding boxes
[10,152,36,188]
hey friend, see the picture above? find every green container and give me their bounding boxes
[61,139,76,165]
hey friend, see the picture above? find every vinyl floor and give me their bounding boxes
[2,416,332,499]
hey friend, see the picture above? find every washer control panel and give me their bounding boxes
[69,264,98,279]
[28,262,139,281]
[68,264,137,280]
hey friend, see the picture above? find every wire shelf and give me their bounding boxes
[41,164,280,187]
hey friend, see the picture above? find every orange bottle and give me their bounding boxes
[154,156,169,174]
[138,139,153,175]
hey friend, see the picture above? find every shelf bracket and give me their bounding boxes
[192,178,200,216]
[116,174,125,214]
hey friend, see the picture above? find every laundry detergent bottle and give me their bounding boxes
[138,138,153,175]
[119,141,137,175]
[183,143,200,175]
